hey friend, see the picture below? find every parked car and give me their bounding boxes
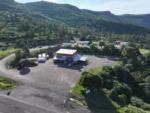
[79,56,88,65]
[38,53,47,63]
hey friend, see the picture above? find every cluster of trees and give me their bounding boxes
[26,1,150,35]
[0,11,79,48]
[11,47,30,69]
[70,41,121,56]
[78,44,150,112]
[0,10,150,50]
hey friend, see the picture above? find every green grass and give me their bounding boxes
[88,67,103,75]
[140,49,150,55]
[0,48,17,59]
[112,61,123,66]
[71,83,84,96]
[117,105,150,113]
[0,76,17,90]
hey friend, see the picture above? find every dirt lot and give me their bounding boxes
[0,55,117,113]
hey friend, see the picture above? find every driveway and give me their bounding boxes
[0,55,116,113]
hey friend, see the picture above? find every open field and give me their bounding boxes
[0,48,17,59]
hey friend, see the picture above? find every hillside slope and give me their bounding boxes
[0,0,150,48]
[0,0,149,35]
[82,9,150,29]
[0,0,76,48]
[25,1,150,34]
[121,14,150,29]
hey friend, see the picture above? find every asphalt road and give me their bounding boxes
[0,54,117,113]
[0,94,56,113]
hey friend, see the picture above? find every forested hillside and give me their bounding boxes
[0,0,150,49]
[121,14,150,29]
[82,10,150,29]
[26,1,150,34]
[0,11,75,48]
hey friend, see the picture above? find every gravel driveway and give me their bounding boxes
[0,55,117,113]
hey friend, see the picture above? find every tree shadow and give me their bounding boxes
[95,55,120,61]
[56,63,87,71]
[83,90,117,113]
[19,67,31,75]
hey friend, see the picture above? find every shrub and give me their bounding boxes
[145,53,150,65]
[113,65,130,83]
[89,43,99,54]
[118,94,128,106]
[30,48,48,58]
[110,83,132,105]
[131,97,144,108]
[79,71,102,90]
[100,66,114,89]
[102,79,113,90]
[9,58,18,68]
[124,63,134,72]
[17,59,30,69]
[102,66,114,74]
[145,77,150,102]
[131,97,150,111]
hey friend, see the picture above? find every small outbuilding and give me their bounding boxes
[53,49,87,64]
[114,41,128,49]
[76,41,89,47]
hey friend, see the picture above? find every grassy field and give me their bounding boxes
[0,76,17,90]
[88,67,103,75]
[140,49,150,55]
[0,48,17,59]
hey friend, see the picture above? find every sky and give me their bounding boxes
[15,0,150,15]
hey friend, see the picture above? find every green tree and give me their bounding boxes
[22,46,30,59]
[99,41,105,48]
[110,83,132,105]
[145,53,150,66]
[79,71,102,91]
[122,46,144,69]
[145,77,150,102]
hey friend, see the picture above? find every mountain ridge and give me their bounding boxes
[0,0,150,34]
[24,1,150,33]
[3,0,150,30]
[0,0,150,48]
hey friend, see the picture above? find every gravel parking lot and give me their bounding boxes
[0,55,117,113]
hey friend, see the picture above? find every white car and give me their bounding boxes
[38,54,47,63]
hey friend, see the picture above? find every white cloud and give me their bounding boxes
[15,0,59,3]
[15,0,150,14]
[43,0,59,3]
[80,0,150,15]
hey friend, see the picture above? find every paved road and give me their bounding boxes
[0,94,56,113]
[0,54,116,113]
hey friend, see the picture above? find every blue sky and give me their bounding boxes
[15,0,150,15]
